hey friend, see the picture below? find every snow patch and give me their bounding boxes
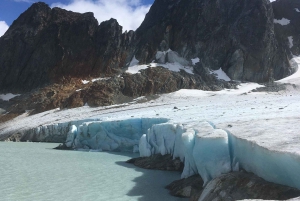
[154,62,194,74]
[129,56,139,67]
[191,58,200,65]
[92,77,110,82]
[210,68,231,81]
[126,64,149,74]
[277,57,300,83]
[81,77,111,84]
[0,93,20,101]
[274,18,290,25]
[127,50,194,74]
[126,62,194,75]
[295,8,300,12]
[82,80,89,84]
[288,36,294,48]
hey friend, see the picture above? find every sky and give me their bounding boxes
[0,0,154,37]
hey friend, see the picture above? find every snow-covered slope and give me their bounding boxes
[1,58,300,190]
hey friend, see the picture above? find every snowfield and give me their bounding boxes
[1,57,300,193]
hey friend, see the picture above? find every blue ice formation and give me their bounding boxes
[138,120,300,189]
[228,133,300,189]
[62,118,300,189]
[139,121,231,185]
[22,118,102,142]
[65,118,168,152]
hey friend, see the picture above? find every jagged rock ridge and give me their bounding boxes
[0,3,134,92]
[0,0,299,93]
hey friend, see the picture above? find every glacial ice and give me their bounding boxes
[65,118,168,151]
[228,132,300,189]
[192,122,231,185]
[51,116,300,189]
[2,60,300,190]
[139,121,232,185]
[138,120,300,189]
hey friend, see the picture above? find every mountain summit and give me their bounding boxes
[0,0,298,93]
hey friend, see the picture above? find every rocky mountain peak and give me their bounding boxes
[0,0,299,94]
[134,0,293,82]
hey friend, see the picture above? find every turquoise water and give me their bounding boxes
[0,142,185,201]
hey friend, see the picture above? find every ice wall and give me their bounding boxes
[228,133,300,189]
[26,116,300,189]
[65,118,168,152]
[139,120,300,189]
[21,118,100,142]
[139,121,232,185]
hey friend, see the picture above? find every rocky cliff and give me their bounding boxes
[0,3,134,92]
[135,0,292,82]
[0,0,298,93]
[272,0,300,56]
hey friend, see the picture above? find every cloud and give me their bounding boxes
[0,21,9,37]
[13,0,34,3]
[51,0,151,31]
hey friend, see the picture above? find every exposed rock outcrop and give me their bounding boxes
[0,3,133,93]
[165,175,203,199]
[198,171,300,201]
[0,66,236,123]
[127,154,184,171]
[134,0,292,82]
[165,171,300,200]
[272,0,300,56]
[1,0,299,121]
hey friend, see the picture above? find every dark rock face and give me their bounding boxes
[0,2,133,93]
[164,171,300,201]
[272,0,300,56]
[198,171,300,201]
[126,154,184,171]
[135,0,292,82]
[165,175,204,199]
[0,0,297,94]
[0,67,236,121]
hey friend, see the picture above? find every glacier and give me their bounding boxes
[56,117,300,189]
[139,121,231,185]
[65,118,168,152]
[1,57,300,192]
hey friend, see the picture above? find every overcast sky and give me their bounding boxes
[0,0,277,37]
[0,0,154,37]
